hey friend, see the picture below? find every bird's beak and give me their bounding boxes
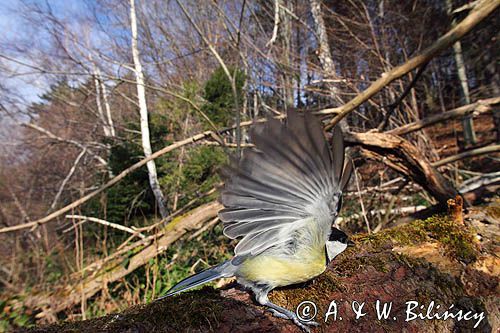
[347,239,355,247]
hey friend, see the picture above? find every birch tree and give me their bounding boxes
[129,0,168,218]
[309,0,349,132]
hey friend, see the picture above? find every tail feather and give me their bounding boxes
[157,262,231,300]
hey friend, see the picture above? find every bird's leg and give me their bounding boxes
[254,289,319,332]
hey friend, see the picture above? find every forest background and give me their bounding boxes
[0,0,498,330]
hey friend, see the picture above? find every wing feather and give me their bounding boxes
[219,109,347,256]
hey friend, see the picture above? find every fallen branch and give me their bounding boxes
[320,0,499,128]
[347,132,459,205]
[387,96,500,135]
[459,171,500,193]
[28,202,222,317]
[432,144,500,167]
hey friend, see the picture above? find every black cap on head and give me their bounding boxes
[329,228,348,243]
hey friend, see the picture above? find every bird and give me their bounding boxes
[159,109,352,331]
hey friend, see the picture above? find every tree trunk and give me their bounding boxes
[98,69,115,137]
[446,0,477,146]
[309,0,349,132]
[93,70,112,138]
[129,0,168,218]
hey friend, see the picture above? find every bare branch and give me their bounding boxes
[320,0,499,129]
[432,144,500,167]
[48,148,87,212]
[65,215,145,239]
[387,97,500,135]
[22,123,108,168]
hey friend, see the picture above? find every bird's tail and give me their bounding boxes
[157,261,234,300]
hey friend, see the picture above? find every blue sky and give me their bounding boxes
[0,0,105,104]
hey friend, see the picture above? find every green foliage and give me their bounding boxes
[129,223,234,303]
[0,297,35,331]
[202,66,245,127]
[84,113,174,227]
[160,146,226,209]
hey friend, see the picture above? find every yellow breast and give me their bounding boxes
[238,245,326,288]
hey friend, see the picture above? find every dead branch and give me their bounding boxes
[320,0,499,128]
[346,132,460,205]
[388,96,500,135]
[432,144,500,167]
[459,171,500,193]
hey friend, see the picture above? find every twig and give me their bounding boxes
[337,205,427,224]
[49,148,87,212]
[459,171,500,193]
[353,167,371,233]
[378,62,429,131]
[22,123,108,168]
[65,215,146,239]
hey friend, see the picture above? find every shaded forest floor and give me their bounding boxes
[20,199,499,333]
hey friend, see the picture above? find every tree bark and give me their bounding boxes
[130,0,168,218]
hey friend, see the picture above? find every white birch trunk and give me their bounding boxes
[130,0,168,218]
[309,0,349,131]
[310,0,336,76]
[97,69,115,137]
[93,71,112,137]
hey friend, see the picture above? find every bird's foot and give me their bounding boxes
[267,307,319,332]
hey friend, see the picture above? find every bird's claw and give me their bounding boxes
[267,308,319,332]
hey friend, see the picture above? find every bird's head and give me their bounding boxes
[325,227,353,263]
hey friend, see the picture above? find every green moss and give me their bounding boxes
[357,214,478,264]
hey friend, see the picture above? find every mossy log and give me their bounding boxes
[24,207,499,333]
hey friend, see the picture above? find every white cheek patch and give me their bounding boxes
[326,241,348,262]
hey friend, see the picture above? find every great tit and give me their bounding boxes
[160,109,352,331]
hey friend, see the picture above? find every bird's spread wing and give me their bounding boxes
[219,110,350,256]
